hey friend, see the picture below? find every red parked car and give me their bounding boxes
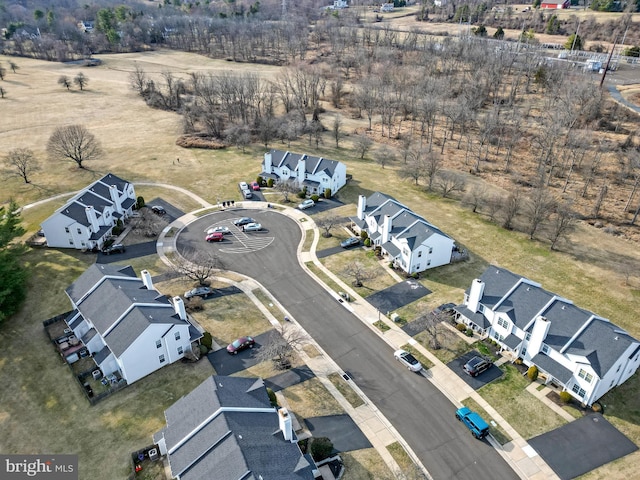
[226,336,255,354]
[250,181,261,191]
[205,232,224,242]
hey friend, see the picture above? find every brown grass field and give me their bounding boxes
[2,50,640,479]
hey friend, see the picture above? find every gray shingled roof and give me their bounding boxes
[66,264,136,303]
[99,173,129,192]
[565,319,636,377]
[381,241,400,257]
[539,300,592,350]
[75,191,111,212]
[61,202,91,226]
[531,353,573,384]
[474,265,523,308]
[495,282,554,330]
[364,192,397,215]
[158,375,315,480]
[305,154,339,177]
[454,304,491,329]
[396,220,452,247]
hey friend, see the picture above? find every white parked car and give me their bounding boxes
[207,226,231,235]
[298,199,315,210]
[394,349,423,372]
[243,222,262,232]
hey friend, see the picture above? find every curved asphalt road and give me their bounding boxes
[177,209,518,480]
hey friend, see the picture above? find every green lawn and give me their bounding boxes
[477,364,567,440]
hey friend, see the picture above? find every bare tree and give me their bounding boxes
[332,114,343,148]
[58,75,71,90]
[277,180,298,203]
[353,134,373,160]
[3,148,39,183]
[436,172,466,198]
[415,311,448,349]
[463,185,488,213]
[592,184,608,219]
[0,87,5,99]
[375,144,396,170]
[502,189,522,230]
[74,72,88,91]
[486,194,504,222]
[224,123,251,153]
[8,61,18,74]
[0,64,5,81]
[316,215,340,238]
[525,188,557,239]
[258,116,278,149]
[47,125,102,168]
[343,261,376,287]
[129,63,148,96]
[400,154,425,186]
[423,150,442,191]
[174,248,223,286]
[252,323,309,370]
[547,202,576,250]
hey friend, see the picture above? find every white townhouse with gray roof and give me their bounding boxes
[154,375,318,480]
[63,264,203,385]
[260,149,347,196]
[350,192,456,274]
[41,173,136,251]
[455,265,640,406]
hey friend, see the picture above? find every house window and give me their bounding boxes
[69,240,74,245]
[578,369,593,383]
[541,344,550,354]
[571,384,586,398]
[416,264,420,270]
[65,227,70,233]
[177,346,183,355]
[159,354,165,364]
[525,332,531,341]
[174,332,181,341]
[418,251,422,258]
[497,318,508,329]
[428,247,433,254]
[479,305,485,313]
[156,340,161,349]
[617,364,621,373]
[427,260,431,266]
[492,331,504,342]
[77,228,81,234]
[521,347,527,357]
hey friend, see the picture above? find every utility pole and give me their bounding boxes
[600,36,618,89]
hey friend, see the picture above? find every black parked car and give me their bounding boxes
[151,205,166,215]
[103,244,126,255]
[463,356,493,377]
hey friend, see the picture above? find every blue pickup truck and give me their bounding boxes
[455,407,490,439]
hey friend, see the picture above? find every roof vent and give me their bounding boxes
[614,336,619,341]
[561,305,566,309]
[238,435,243,439]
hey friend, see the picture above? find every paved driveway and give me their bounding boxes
[305,414,372,453]
[264,366,316,392]
[446,351,503,390]
[176,209,518,480]
[207,331,272,376]
[96,240,157,264]
[366,280,431,313]
[528,413,638,480]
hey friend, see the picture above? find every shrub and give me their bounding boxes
[527,365,539,381]
[388,262,394,268]
[267,178,274,187]
[201,331,213,349]
[514,358,523,365]
[465,328,474,337]
[136,196,145,209]
[310,437,334,461]
[267,388,278,407]
[456,323,467,332]
[559,391,572,404]
[360,230,369,240]
[324,188,332,198]
[257,175,264,185]
[297,190,306,199]
[199,344,209,355]
[592,402,603,413]
[311,194,319,202]
[186,296,204,312]
[364,238,371,247]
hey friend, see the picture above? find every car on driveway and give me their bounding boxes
[244,222,262,232]
[238,182,249,191]
[207,226,231,235]
[340,237,361,248]
[233,217,255,226]
[184,286,214,299]
[226,336,255,354]
[298,199,315,210]
[205,232,224,242]
[250,181,261,191]
[102,244,126,255]
[151,205,166,215]
[463,356,493,377]
[394,349,423,372]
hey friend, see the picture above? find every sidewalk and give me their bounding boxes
[155,199,559,480]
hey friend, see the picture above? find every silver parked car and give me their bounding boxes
[394,349,423,372]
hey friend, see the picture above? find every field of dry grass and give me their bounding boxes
[2,49,640,479]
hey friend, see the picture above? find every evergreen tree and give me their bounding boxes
[0,201,29,325]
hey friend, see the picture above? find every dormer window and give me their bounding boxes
[578,369,593,383]
[542,344,550,355]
